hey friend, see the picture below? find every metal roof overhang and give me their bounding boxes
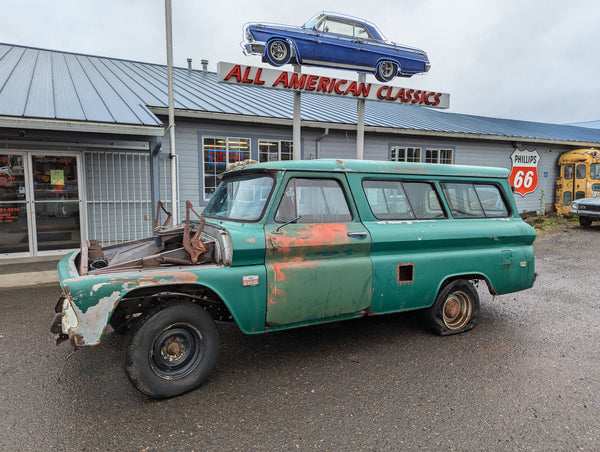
[151,107,600,148]
[0,116,165,137]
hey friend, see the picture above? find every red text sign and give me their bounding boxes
[217,62,450,109]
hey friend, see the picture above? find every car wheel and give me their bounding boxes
[579,216,593,227]
[375,61,398,82]
[266,39,292,66]
[425,280,479,335]
[124,302,220,399]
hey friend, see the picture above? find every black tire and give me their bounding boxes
[109,309,130,334]
[425,280,479,335]
[375,61,398,82]
[579,216,593,227]
[124,302,220,399]
[265,39,292,66]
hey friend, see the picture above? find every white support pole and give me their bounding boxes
[356,73,366,160]
[165,0,178,221]
[293,65,302,160]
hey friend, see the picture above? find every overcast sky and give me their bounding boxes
[2,0,599,125]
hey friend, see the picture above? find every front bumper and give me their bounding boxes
[241,41,265,56]
[51,294,80,346]
[569,209,600,218]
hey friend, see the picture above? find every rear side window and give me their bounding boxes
[275,178,352,223]
[441,183,510,218]
[362,180,446,220]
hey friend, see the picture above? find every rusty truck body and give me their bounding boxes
[52,159,536,398]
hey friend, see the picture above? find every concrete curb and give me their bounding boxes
[0,270,58,288]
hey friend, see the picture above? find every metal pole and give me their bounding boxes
[165,0,178,222]
[293,65,302,160]
[356,73,366,160]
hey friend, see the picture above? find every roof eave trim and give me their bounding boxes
[0,116,165,137]
[149,107,600,148]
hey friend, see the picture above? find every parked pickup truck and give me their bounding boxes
[51,159,536,398]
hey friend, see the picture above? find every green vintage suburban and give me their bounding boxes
[51,159,536,398]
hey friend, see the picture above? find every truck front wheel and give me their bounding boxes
[579,216,593,227]
[425,279,479,335]
[124,302,220,398]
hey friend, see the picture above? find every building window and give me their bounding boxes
[391,146,421,162]
[203,137,250,199]
[425,148,453,164]
[258,140,293,162]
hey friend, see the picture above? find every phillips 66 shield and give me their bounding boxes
[509,149,540,196]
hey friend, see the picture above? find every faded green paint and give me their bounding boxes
[264,222,372,327]
[226,158,510,179]
[55,159,536,348]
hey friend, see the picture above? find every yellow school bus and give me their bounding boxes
[555,149,600,215]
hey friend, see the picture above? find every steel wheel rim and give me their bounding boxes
[269,41,287,61]
[150,324,204,380]
[442,291,472,330]
[380,62,395,78]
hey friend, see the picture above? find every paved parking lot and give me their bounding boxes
[0,227,598,451]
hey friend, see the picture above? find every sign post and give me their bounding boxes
[293,65,302,160]
[356,73,366,160]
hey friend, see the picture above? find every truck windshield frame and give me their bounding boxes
[202,174,275,222]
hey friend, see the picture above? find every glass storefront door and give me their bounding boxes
[31,154,81,252]
[0,153,29,254]
[0,152,82,256]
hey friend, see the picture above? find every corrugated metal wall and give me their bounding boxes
[163,120,567,215]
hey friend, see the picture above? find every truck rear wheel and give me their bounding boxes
[124,302,219,398]
[425,279,479,335]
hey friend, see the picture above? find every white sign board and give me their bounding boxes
[218,62,450,109]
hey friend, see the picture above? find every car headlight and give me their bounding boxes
[245,28,254,42]
[571,202,578,209]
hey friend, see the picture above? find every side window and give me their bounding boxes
[354,24,370,39]
[403,182,446,219]
[441,183,510,218]
[362,180,413,220]
[576,164,586,179]
[325,19,354,37]
[591,163,600,180]
[275,178,352,223]
[362,180,446,220]
[474,184,509,217]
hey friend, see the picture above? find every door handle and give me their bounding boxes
[347,231,368,239]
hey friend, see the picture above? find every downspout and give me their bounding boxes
[165,0,178,222]
[315,128,329,159]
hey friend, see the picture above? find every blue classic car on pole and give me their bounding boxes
[242,12,430,82]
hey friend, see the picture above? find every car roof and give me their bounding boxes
[226,158,510,179]
[305,11,386,41]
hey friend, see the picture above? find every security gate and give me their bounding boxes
[83,151,153,246]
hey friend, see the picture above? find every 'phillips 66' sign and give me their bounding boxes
[509,149,540,197]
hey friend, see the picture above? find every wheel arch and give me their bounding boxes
[435,273,496,301]
[111,270,267,335]
[375,58,400,77]
[264,37,298,65]
[114,283,234,323]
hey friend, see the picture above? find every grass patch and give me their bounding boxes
[525,214,578,235]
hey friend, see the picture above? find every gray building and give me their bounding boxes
[1,43,599,258]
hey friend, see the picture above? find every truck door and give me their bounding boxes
[264,175,372,327]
